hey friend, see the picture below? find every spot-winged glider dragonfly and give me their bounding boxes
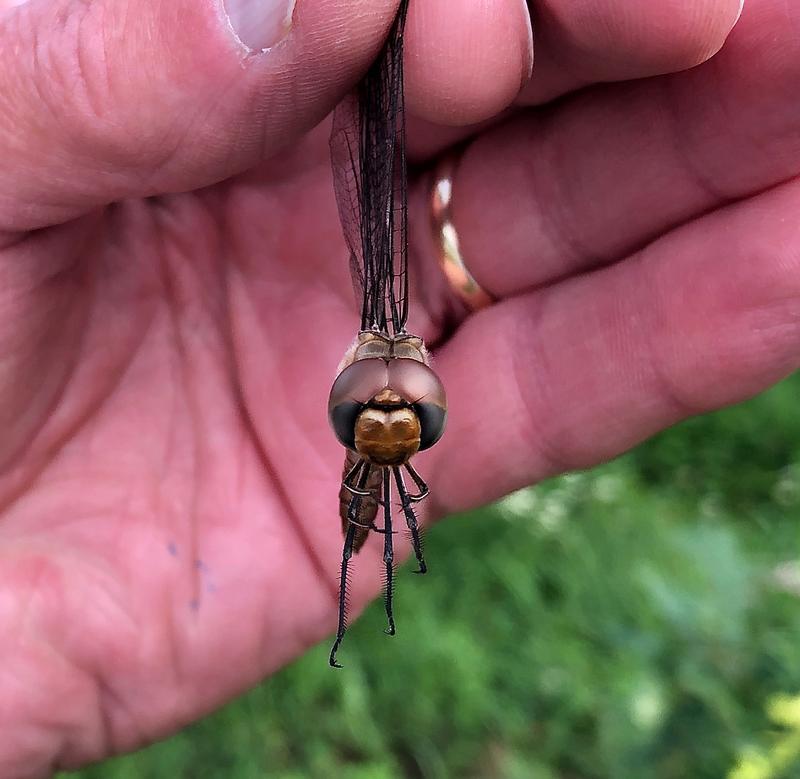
[327,0,447,668]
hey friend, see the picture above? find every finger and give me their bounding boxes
[404,0,533,126]
[409,0,800,309]
[406,0,742,138]
[519,0,744,105]
[0,0,442,232]
[426,177,800,514]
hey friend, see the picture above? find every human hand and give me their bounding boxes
[0,0,796,775]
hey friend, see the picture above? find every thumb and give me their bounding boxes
[0,0,400,231]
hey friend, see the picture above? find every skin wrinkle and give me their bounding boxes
[660,72,732,205]
[226,259,341,608]
[2,559,95,768]
[73,4,105,122]
[0,211,160,522]
[513,96,634,279]
[43,5,99,134]
[10,458,157,749]
[200,187,250,532]
[507,291,574,478]
[154,214,204,621]
[44,199,230,757]
[147,221,201,746]
[684,17,800,192]
[56,592,129,765]
[0,230,27,250]
[135,64,251,197]
[0,205,165,763]
[0,242,91,502]
[158,188,345,670]
[0,652,58,778]
[144,199,279,700]
[531,106,612,275]
[635,246,710,420]
[83,570,144,763]
[213,177,353,616]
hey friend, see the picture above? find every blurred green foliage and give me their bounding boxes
[729,694,800,779]
[66,373,800,779]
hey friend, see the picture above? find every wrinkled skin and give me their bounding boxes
[0,0,798,774]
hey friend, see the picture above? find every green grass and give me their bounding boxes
[67,373,800,779]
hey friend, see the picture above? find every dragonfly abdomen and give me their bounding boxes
[338,449,381,553]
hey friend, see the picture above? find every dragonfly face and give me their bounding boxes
[329,331,447,466]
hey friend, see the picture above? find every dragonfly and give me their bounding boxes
[327,0,447,668]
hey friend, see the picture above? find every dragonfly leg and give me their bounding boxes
[382,468,396,635]
[346,517,375,529]
[403,461,429,502]
[345,517,397,535]
[330,464,372,668]
[342,462,397,535]
[342,458,371,497]
[329,521,358,668]
[393,465,427,574]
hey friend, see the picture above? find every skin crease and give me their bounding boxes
[0,0,798,774]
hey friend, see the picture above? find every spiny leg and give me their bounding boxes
[330,465,371,668]
[403,461,429,501]
[329,521,357,667]
[382,467,396,635]
[342,458,371,497]
[393,465,427,574]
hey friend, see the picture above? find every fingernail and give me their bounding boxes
[223,0,296,53]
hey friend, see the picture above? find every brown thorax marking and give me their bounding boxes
[338,330,429,373]
[354,403,421,466]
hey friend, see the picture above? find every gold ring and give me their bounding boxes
[429,154,494,311]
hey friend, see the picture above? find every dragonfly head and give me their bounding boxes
[328,357,447,466]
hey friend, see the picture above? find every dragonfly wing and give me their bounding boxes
[330,93,367,323]
[328,0,410,335]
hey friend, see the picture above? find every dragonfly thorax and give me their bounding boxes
[354,390,421,465]
[337,330,428,371]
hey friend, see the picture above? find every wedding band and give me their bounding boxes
[429,154,494,311]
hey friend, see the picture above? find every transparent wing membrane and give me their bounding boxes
[329,0,410,335]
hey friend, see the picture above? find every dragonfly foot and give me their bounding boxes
[329,641,344,668]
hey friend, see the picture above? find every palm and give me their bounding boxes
[0,129,397,757]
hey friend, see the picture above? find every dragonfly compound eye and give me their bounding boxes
[414,400,447,451]
[388,359,447,451]
[328,358,390,450]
